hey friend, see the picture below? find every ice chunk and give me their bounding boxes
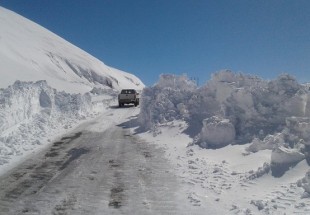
[197,116,235,148]
[271,146,304,164]
[271,146,305,177]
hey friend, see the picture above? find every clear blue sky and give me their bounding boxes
[1,0,310,86]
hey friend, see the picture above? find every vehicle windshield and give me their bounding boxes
[121,89,135,94]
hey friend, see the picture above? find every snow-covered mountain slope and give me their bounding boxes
[0,6,144,175]
[0,6,144,93]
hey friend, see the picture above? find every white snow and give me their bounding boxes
[198,116,235,148]
[2,4,310,214]
[137,120,310,214]
[0,80,117,174]
[136,71,310,214]
[271,146,305,164]
[0,6,144,93]
[0,6,144,175]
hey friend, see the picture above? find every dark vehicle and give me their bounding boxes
[118,89,140,107]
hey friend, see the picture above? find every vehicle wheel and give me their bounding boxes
[119,103,122,107]
[134,102,138,107]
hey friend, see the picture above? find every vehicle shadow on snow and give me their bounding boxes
[116,110,204,137]
[112,105,203,138]
[109,104,136,109]
[117,116,146,135]
[108,104,145,134]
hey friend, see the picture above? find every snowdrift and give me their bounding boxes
[138,71,310,193]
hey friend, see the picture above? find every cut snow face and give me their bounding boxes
[0,6,144,93]
[138,71,310,179]
[0,80,116,173]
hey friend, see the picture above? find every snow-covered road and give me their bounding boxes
[0,106,185,215]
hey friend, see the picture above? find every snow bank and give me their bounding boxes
[0,80,114,170]
[139,71,310,173]
[138,74,196,131]
[138,71,310,210]
[139,71,310,147]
